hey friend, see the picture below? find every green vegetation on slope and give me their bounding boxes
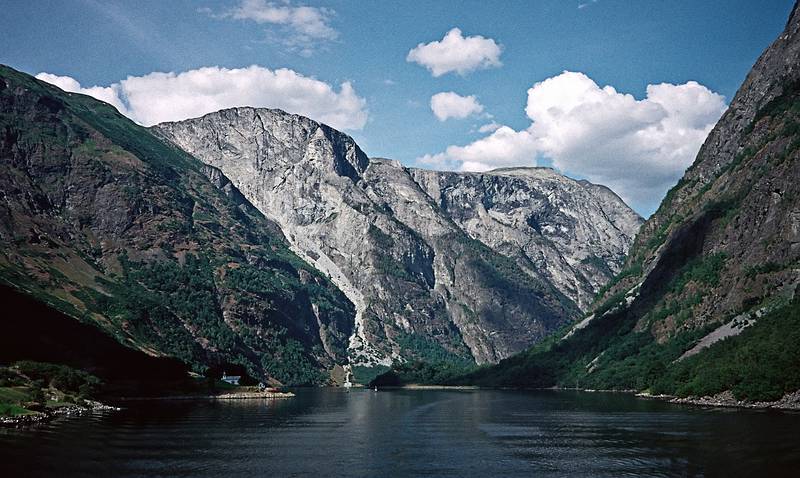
[369,327,477,386]
[370,360,476,387]
[0,65,354,386]
[449,45,800,400]
[654,298,800,401]
[0,362,101,416]
[457,295,800,402]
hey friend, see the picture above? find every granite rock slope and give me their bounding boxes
[156,110,642,365]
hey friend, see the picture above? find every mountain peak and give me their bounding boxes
[155,108,642,365]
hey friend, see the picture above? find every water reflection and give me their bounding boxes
[1,389,798,477]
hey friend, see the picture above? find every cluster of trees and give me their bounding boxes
[226,260,352,386]
[370,360,476,387]
[0,362,102,416]
[259,337,326,386]
[655,299,800,401]
[83,260,207,367]
[395,332,473,367]
[126,254,238,352]
[14,361,101,397]
[90,249,354,386]
[369,332,476,387]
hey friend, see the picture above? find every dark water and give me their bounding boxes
[2,389,799,477]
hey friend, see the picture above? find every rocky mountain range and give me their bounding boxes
[463,3,800,403]
[0,63,641,384]
[155,110,641,366]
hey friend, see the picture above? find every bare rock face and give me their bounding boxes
[409,167,642,310]
[155,108,642,365]
[603,2,800,335]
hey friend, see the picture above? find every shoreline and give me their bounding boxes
[377,384,479,391]
[1,391,294,427]
[375,384,800,411]
[517,386,800,411]
[638,390,800,411]
[6,386,797,428]
[113,390,295,401]
[0,400,120,428]
[525,386,800,411]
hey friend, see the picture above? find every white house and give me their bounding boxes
[221,372,240,385]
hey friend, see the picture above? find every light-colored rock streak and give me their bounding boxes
[676,308,766,362]
[282,227,388,366]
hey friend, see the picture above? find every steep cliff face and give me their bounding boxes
[155,110,642,365]
[467,3,800,402]
[409,167,641,310]
[618,2,800,325]
[0,65,354,385]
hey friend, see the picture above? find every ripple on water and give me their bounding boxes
[1,390,799,477]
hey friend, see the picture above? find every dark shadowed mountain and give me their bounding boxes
[0,65,354,385]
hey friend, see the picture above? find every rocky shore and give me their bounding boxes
[1,390,294,427]
[667,390,800,410]
[520,386,800,411]
[115,390,295,401]
[0,400,120,428]
[638,390,800,410]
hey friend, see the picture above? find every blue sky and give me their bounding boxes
[1,0,795,215]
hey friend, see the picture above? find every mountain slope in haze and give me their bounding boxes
[0,65,354,385]
[155,110,642,367]
[464,3,800,402]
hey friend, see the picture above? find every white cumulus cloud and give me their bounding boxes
[35,72,127,114]
[36,65,368,131]
[430,92,484,121]
[417,71,726,213]
[419,126,537,172]
[407,28,502,77]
